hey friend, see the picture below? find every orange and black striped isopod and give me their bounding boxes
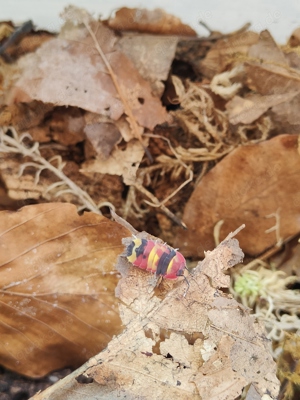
[126,238,189,295]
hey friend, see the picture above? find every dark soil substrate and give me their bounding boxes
[0,366,71,400]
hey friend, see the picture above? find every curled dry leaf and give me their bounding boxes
[199,31,259,79]
[0,202,130,377]
[107,7,197,36]
[175,134,300,257]
[31,229,279,400]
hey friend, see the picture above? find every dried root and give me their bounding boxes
[123,132,193,228]
[174,81,229,151]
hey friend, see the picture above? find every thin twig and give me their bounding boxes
[197,21,251,42]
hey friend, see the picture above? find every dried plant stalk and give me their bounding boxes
[0,127,103,214]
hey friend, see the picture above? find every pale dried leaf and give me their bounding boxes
[80,140,146,185]
[196,336,248,399]
[114,115,138,142]
[31,232,279,399]
[248,30,288,65]
[175,134,300,257]
[9,22,168,131]
[84,122,121,158]
[118,35,178,96]
[60,5,93,26]
[226,92,299,124]
[84,112,122,158]
[0,202,130,377]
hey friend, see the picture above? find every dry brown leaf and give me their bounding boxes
[8,22,168,131]
[244,30,300,96]
[235,31,300,131]
[47,107,85,145]
[0,102,53,132]
[284,48,300,70]
[31,230,279,400]
[0,202,130,377]
[288,27,300,47]
[117,34,178,97]
[271,91,300,133]
[83,112,122,159]
[175,134,300,257]
[199,31,259,78]
[107,7,197,36]
[84,122,121,158]
[226,92,299,125]
[4,32,54,60]
[245,61,300,95]
[26,126,51,143]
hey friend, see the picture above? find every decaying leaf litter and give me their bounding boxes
[0,4,300,399]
